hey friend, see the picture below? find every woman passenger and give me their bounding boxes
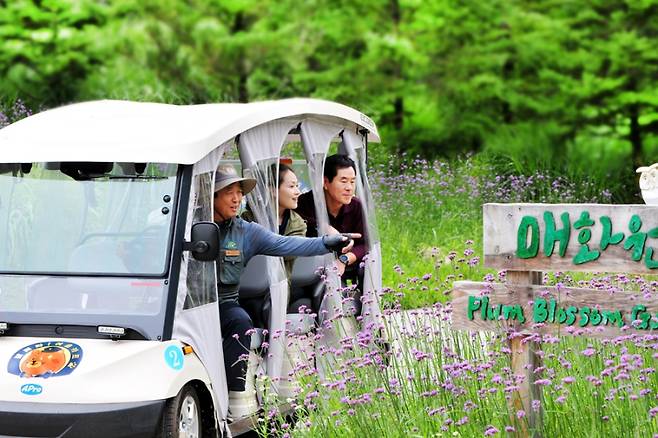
[276,163,307,276]
[242,162,307,276]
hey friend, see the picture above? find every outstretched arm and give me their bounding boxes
[245,221,356,258]
[246,221,328,258]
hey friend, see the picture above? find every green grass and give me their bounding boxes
[258,151,658,437]
[374,153,617,309]
[263,300,658,437]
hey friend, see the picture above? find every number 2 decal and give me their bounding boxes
[164,345,184,371]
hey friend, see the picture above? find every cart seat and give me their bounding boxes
[239,255,327,325]
[238,255,271,329]
[289,255,326,314]
[238,256,269,299]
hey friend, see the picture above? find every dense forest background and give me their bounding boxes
[1,0,658,201]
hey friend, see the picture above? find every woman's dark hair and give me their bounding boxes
[272,162,295,186]
[323,154,356,182]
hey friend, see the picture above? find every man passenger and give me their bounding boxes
[295,154,366,283]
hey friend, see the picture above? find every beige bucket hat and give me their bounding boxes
[214,165,257,195]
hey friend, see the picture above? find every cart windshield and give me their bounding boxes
[0,162,180,339]
[0,162,178,276]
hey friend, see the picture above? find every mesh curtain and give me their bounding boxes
[300,119,345,347]
[172,142,230,433]
[341,130,383,330]
[238,119,298,391]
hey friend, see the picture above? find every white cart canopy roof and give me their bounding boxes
[0,98,379,164]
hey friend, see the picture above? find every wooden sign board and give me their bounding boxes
[452,280,658,339]
[484,203,658,273]
[454,203,658,437]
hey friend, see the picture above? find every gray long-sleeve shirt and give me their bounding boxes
[240,219,328,260]
[216,217,329,304]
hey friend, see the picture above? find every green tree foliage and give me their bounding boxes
[2,0,658,178]
[563,0,658,167]
[0,0,108,108]
[80,0,306,103]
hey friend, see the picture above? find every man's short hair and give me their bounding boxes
[324,154,356,182]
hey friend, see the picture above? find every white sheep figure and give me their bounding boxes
[636,163,658,204]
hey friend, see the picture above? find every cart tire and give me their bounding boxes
[160,385,202,438]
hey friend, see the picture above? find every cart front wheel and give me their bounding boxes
[161,385,202,438]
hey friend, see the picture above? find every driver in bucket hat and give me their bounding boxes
[212,165,358,417]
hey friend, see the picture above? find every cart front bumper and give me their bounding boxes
[0,399,165,438]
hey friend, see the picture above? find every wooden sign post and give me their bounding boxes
[452,204,658,437]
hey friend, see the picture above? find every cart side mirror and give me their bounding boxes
[183,222,220,261]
